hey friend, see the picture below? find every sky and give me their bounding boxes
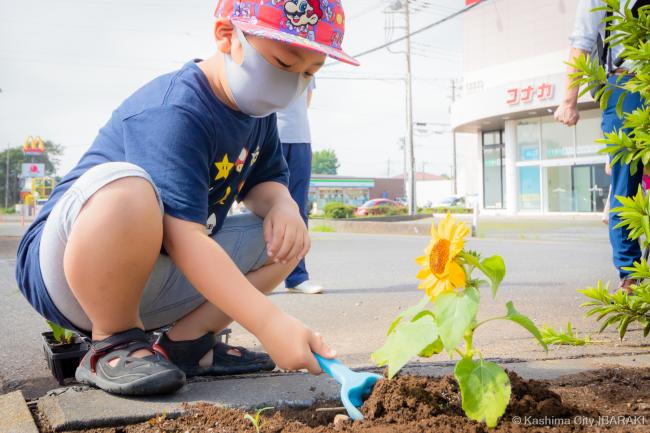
[0,0,465,178]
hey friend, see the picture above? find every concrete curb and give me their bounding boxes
[312,219,432,236]
[0,391,39,433]
[37,352,650,431]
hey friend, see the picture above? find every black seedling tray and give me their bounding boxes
[41,331,90,385]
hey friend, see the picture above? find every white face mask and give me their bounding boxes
[224,27,312,118]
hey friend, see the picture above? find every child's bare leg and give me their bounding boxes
[63,177,162,359]
[165,258,297,366]
[167,258,296,339]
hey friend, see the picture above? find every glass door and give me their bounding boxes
[572,164,608,212]
[482,130,505,209]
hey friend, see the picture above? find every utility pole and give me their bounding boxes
[451,79,458,195]
[385,0,416,213]
[4,144,9,209]
[404,0,416,215]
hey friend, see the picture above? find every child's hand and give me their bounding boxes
[258,311,336,375]
[264,199,310,264]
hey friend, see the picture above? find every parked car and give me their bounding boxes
[355,199,404,216]
[431,195,466,208]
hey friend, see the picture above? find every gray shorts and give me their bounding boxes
[39,162,268,332]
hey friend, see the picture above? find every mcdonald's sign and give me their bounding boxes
[23,136,46,155]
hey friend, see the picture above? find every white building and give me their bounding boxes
[452,0,606,214]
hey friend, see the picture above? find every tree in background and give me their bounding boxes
[311,149,340,175]
[0,140,64,209]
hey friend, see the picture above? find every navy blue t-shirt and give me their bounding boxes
[15,60,288,331]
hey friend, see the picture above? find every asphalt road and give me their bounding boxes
[0,227,646,400]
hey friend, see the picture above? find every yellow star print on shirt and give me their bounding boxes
[217,186,232,205]
[214,154,234,181]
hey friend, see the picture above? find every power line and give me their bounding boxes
[340,0,490,62]
[347,0,384,22]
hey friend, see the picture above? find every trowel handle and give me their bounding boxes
[313,352,351,385]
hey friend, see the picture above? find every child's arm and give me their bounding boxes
[162,214,332,373]
[243,181,310,264]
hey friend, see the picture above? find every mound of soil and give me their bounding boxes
[70,367,650,433]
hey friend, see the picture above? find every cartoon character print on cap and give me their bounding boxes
[284,0,322,27]
[234,2,254,19]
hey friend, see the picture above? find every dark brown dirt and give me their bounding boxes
[70,367,650,433]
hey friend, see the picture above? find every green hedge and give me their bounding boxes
[323,202,356,219]
[418,206,473,215]
[366,205,408,216]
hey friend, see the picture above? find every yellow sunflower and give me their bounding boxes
[416,213,470,300]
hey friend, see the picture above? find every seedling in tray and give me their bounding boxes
[42,321,89,385]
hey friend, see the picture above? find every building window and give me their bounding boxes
[482,130,505,209]
[518,166,541,211]
[542,116,574,159]
[516,120,540,161]
[576,110,603,156]
[546,166,573,211]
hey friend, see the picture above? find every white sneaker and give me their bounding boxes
[286,281,324,294]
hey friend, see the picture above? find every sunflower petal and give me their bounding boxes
[430,222,440,241]
[418,274,437,290]
[438,214,453,239]
[447,260,466,288]
[416,268,431,280]
[427,279,449,300]
[449,223,470,257]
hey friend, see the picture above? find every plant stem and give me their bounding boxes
[463,328,474,358]
[473,316,506,330]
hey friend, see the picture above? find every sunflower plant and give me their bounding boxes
[372,214,547,428]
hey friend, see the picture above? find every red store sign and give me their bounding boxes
[506,83,554,106]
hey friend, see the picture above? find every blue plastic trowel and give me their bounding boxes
[313,353,383,421]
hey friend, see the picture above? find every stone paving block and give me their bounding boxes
[0,390,39,433]
[37,353,650,431]
[38,372,340,431]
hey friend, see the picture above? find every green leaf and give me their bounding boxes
[504,302,548,351]
[454,357,511,428]
[418,337,444,357]
[540,322,591,346]
[460,252,506,297]
[47,321,66,344]
[387,295,430,335]
[243,414,258,433]
[434,287,480,354]
[481,256,506,297]
[372,312,439,379]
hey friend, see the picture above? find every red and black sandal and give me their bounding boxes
[154,332,276,377]
[75,328,186,396]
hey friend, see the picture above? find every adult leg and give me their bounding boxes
[282,142,313,289]
[602,76,644,281]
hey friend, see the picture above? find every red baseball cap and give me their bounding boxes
[214,0,359,66]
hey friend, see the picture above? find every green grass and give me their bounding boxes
[311,224,336,233]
